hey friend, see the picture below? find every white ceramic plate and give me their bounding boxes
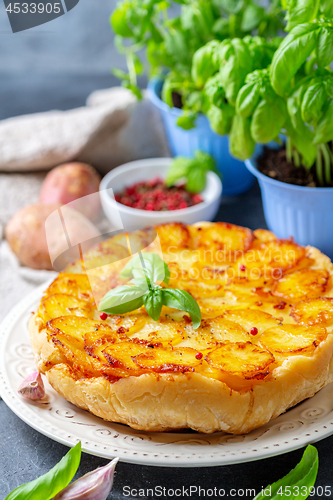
[2,282,333,467]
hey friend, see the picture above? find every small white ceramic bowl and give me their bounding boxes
[99,158,222,230]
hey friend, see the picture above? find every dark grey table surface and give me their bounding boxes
[1,73,333,500]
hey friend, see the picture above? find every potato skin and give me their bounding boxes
[39,163,101,221]
[5,203,61,270]
[5,203,101,270]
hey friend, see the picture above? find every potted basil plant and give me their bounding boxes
[228,0,333,258]
[111,0,284,195]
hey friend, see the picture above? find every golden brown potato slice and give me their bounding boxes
[195,297,229,318]
[260,325,327,354]
[253,229,277,243]
[223,309,281,335]
[47,316,117,342]
[64,241,129,274]
[205,343,274,379]
[51,333,101,378]
[102,342,151,373]
[105,313,148,336]
[129,317,184,346]
[258,240,306,272]
[155,222,190,250]
[134,346,202,373]
[38,294,94,325]
[45,273,92,300]
[272,269,329,301]
[291,298,333,326]
[226,240,307,289]
[192,223,253,263]
[199,317,251,343]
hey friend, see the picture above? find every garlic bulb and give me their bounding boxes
[18,371,45,400]
[53,457,119,500]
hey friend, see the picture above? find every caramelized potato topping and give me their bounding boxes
[291,297,333,326]
[205,343,274,379]
[273,269,330,301]
[260,325,327,354]
[37,222,332,389]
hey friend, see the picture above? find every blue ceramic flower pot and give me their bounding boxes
[147,78,254,197]
[245,145,333,259]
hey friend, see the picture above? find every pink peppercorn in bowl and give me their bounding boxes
[99,158,222,230]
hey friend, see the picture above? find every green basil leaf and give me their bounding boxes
[251,97,286,144]
[301,80,327,125]
[235,82,261,119]
[229,114,255,161]
[217,39,234,63]
[241,5,265,32]
[176,113,197,130]
[207,104,234,136]
[220,39,253,106]
[181,1,215,42]
[192,150,218,174]
[110,7,133,37]
[316,26,333,68]
[287,80,308,130]
[253,445,318,500]
[161,289,201,329]
[270,23,320,97]
[143,289,163,321]
[149,21,163,43]
[320,0,333,17]
[112,68,130,82]
[129,278,151,289]
[285,0,320,31]
[121,253,170,285]
[5,443,81,500]
[123,82,142,100]
[99,285,145,315]
[212,18,230,38]
[165,157,191,187]
[215,0,244,15]
[191,40,220,88]
[204,74,226,108]
[186,167,207,193]
[148,40,170,70]
[313,99,333,145]
[165,29,189,68]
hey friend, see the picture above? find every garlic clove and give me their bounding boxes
[53,457,119,500]
[18,371,45,401]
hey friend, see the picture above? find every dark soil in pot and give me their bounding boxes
[172,91,183,109]
[257,146,333,188]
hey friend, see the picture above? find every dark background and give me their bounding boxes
[0,0,125,119]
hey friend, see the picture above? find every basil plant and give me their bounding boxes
[111,0,284,101]
[232,0,333,185]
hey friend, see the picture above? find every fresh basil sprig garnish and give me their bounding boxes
[253,445,318,500]
[166,150,220,194]
[99,253,201,329]
[5,442,81,500]
[120,252,170,286]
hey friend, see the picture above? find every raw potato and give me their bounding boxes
[5,203,101,270]
[39,162,102,221]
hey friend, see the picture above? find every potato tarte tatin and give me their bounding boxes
[29,222,333,434]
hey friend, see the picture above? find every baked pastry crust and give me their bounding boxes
[29,222,333,434]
